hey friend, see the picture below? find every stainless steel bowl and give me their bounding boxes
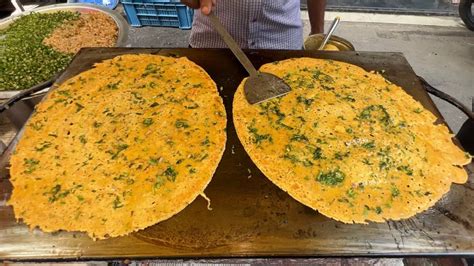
[304,34,355,51]
[0,3,128,98]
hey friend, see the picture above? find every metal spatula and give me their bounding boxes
[318,16,340,50]
[207,12,291,104]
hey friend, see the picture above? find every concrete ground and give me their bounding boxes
[125,12,474,134]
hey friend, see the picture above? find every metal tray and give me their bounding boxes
[0,3,129,99]
[0,48,473,261]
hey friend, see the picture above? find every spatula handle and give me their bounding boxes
[208,12,258,77]
[318,16,340,50]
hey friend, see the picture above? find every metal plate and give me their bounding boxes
[0,48,472,261]
[0,3,129,98]
[67,0,120,10]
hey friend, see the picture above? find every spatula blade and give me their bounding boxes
[244,72,291,105]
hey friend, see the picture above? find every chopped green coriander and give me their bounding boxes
[248,124,272,145]
[35,141,52,152]
[45,184,72,203]
[413,108,423,113]
[346,188,356,198]
[296,95,314,107]
[361,141,376,149]
[201,136,211,146]
[175,119,190,128]
[24,158,39,174]
[316,168,345,186]
[334,151,350,160]
[391,186,400,198]
[112,196,124,209]
[79,135,87,144]
[375,206,383,214]
[290,134,309,142]
[75,102,84,112]
[397,165,413,176]
[0,12,80,90]
[162,166,177,182]
[313,147,324,160]
[143,118,153,127]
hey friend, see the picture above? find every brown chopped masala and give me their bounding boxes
[43,12,118,54]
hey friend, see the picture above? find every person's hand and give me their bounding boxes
[180,0,215,15]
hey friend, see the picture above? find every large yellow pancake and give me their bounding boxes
[233,58,471,223]
[9,54,227,239]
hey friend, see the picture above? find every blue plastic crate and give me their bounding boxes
[121,0,194,29]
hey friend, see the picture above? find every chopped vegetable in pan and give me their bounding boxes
[0,12,79,90]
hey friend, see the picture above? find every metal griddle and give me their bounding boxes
[0,48,473,261]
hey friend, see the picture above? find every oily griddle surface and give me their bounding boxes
[0,48,473,260]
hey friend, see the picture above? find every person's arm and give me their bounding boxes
[307,0,326,34]
[181,0,215,15]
